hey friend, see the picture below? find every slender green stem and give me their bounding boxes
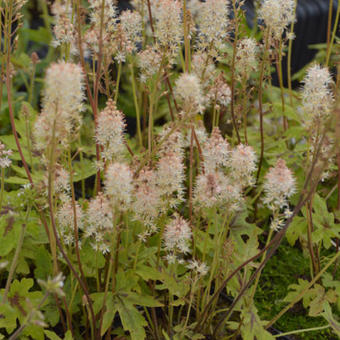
[241,79,248,144]
[325,0,340,66]
[168,261,177,332]
[99,230,115,335]
[148,58,165,155]
[67,148,88,294]
[24,108,33,166]
[230,0,241,143]
[326,0,334,64]
[28,62,36,105]
[306,199,318,277]
[250,227,274,301]
[273,325,330,338]
[277,40,287,131]
[114,62,122,103]
[79,143,86,200]
[112,225,121,294]
[0,168,4,213]
[133,239,142,270]
[256,28,270,183]
[130,63,143,147]
[68,278,79,314]
[184,274,198,329]
[2,206,31,303]
[287,0,297,106]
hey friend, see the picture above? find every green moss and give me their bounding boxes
[255,240,337,339]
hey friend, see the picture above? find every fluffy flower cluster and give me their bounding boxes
[137,47,162,83]
[194,171,241,211]
[174,73,204,116]
[133,168,161,227]
[202,127,229,172]
[56,198,83,246]
[95,99,126,164]
[235,38,257,79]
[34,61,84,150]
[89,0,117,34]
[163,214,192,257]
[85,0,118,55]
[301,64,334,122]
[0,142,12,169]
[13,0,27,11]
[187,259,209,277]
[133,126,185,227]
[156,151,186,209]
[228,144,257,187]
[196,128,257,212]
[192,52,217,90]
[54,167,70,195]
[263,159,296,210]
[84,193,113,254]
[197,0,229,55]
[115,10,142,63]
[154,0,183,60]
[157,126,186,208]
[208,74,231,107]
[259,0,295,40]
[105,162,133,210]
[158,125,185,157]
[51,2,75,49]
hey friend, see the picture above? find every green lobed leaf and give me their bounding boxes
[116,297,147,340]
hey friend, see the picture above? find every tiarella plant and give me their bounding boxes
[0,0,340,339]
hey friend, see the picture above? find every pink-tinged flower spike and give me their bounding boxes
[156,151,186,209]
[301,64,334,122]
[263,159,296,210]
[51,2,75,48]
[197,0,230,56]
[84,193,113,254]
[133,168,162,227]
[259,0,295,41]
[85,0,118,55]
[157,124,185,157]
[174,73,205,116]
[105,162,133,211]
[89,0,117,34]
[0,142,12,169]
[95,99,126,164]
[208,74,231,107]
[228,144,257,187]
[193,171,241,213]
[115,10,142,63]
[164,214,192,255]
[34,61,84,151]
[192,52,217,90]
[153,0,182,62]
[202,127,229,173]
[235,38,258,80]
[56,198,84,246]
[137,47,162,83]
